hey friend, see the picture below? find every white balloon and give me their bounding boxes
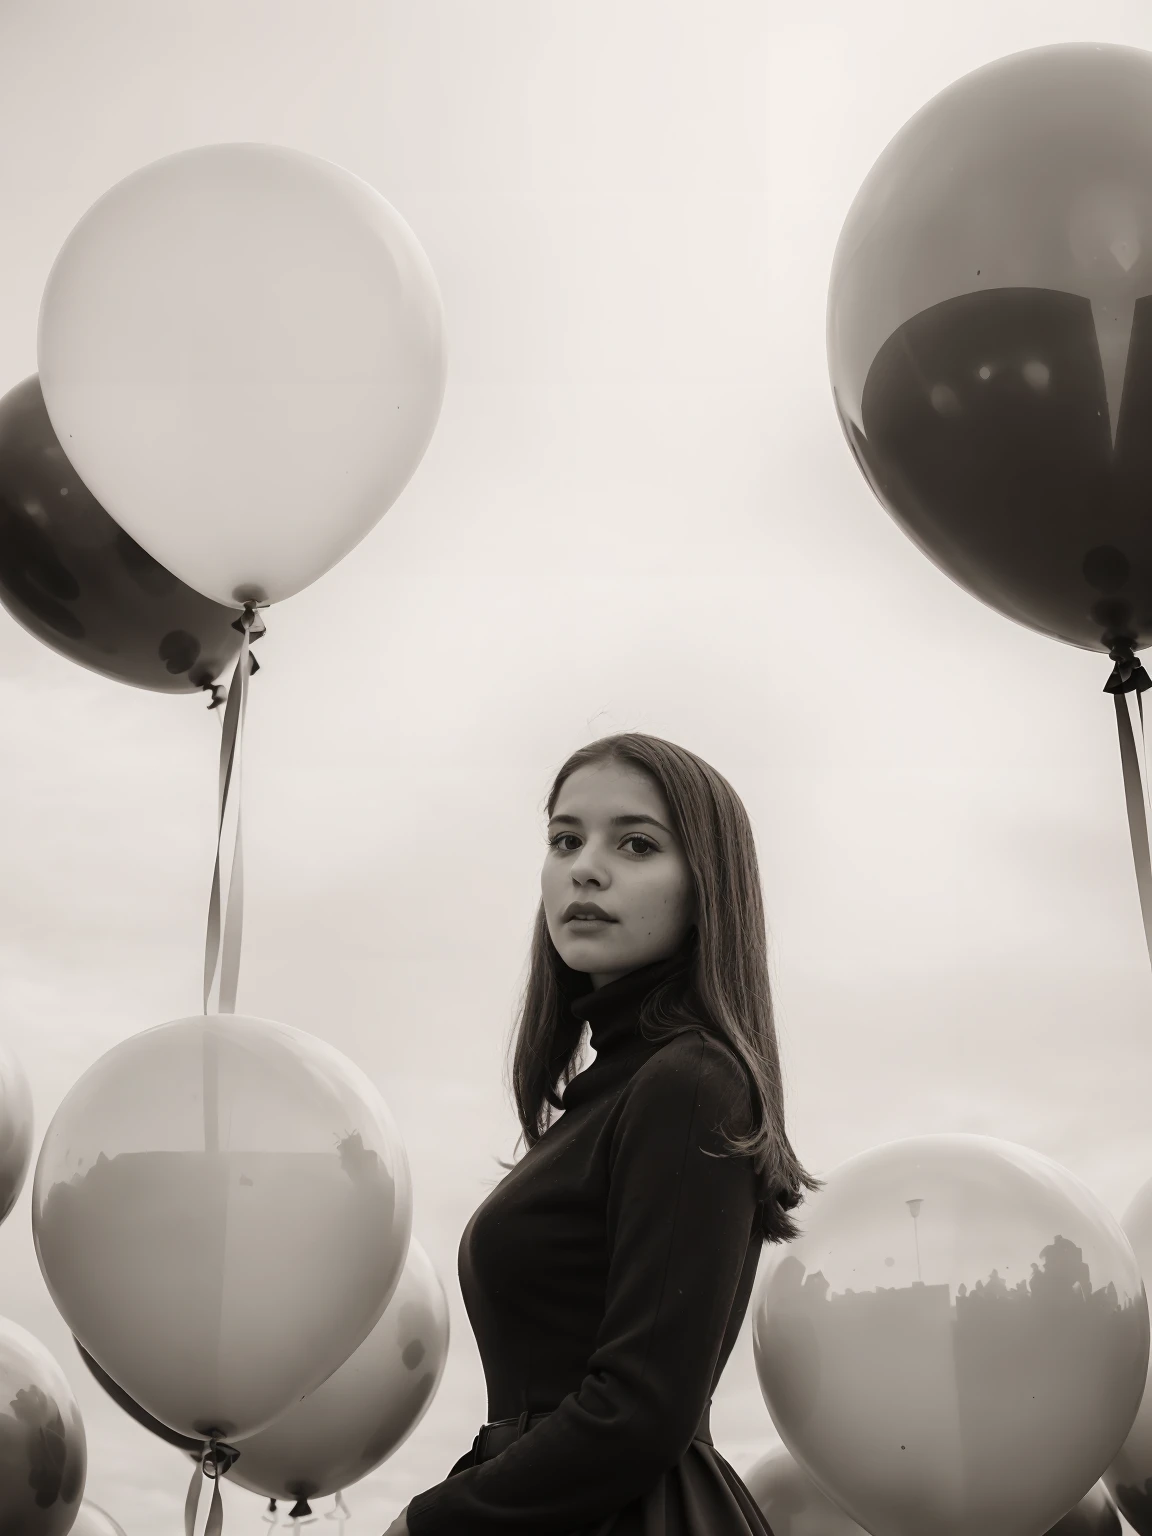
[68,1502,128,1536]
[0,1034,33,1225]
[1104,1173,1152,1527]
[38,142,446,608]
[753,1134,1148,1536]
[32,1013,412,1443]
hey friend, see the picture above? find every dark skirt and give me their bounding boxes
[446,1413,776,1535]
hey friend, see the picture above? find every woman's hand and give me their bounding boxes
[381,1506,410,1536]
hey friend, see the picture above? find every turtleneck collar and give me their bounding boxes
[568,949,690,1058]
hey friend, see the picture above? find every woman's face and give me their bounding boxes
[541,760,697,989]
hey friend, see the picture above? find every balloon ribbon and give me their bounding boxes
[184,1440,239,1536]
[187,612,264,1529]
[325,1491,351,1522]
[203,604,266,1015]
[1105,642,1152,970]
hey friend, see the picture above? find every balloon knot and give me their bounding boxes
[203,1437,240,1477]
[289,1496,313,1517]
[229,601,268,642]
[203,682,226,710]
[1104,641,1152,695]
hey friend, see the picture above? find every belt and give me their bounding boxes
[474,1409,714,1463]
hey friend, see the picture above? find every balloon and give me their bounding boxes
[32,1013,412,1442]
[0,1033,34,1226]
[753,1133,1148,1536]
[1103,1172,1152,1532]
[68,1503,127,1536]
[222,1236,449,1511]
[0,375,245,693]
[828,42,1152,656]
[742,1441,868,1536]
[0,1314,86,1534]
[743,1442,1120,1536]
[73,1337,204,1455]
[38,141,447,609]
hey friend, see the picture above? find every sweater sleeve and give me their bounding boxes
[404,1031,761,1535]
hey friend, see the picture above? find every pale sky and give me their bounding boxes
[2,1,1152,1531]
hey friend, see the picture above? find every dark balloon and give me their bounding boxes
[1111,1474,1152,1536]
[828,42,1152,657]
[0,375,244,692]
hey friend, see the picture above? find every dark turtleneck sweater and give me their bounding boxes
[404,953,772,1535]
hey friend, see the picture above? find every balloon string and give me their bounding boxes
[204,1447,225,1536]
[1107,644,1152,973]
[182,1435,243,1532]
[193,628,260,1532]
[184,1455,202,1536]
[203,605,266,1016]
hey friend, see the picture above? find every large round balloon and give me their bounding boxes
[221,1235,448,1510]
[743,1441,1120,1536]
[0,375,245,692]
[68,1502,127,1536]
[0,1315,86,1534]
[1103,1172,1152,1532]
[753,1133,1148,1536]
[32,1013,412,1442]
[38,141,447,610]
[0,1033,34,1226]
[828,42,1152,656]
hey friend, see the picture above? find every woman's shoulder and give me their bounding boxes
[609,1029,757,1161]
[629,1025,752,1108]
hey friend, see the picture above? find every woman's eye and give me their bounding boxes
[547,833,656,855]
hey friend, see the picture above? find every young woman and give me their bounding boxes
[384,732,822,1536]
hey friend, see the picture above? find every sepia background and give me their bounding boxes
[0,0,1150,1529]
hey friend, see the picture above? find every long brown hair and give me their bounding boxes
[494,732,823,1245]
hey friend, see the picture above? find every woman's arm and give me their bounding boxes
[403,1032,760,1535]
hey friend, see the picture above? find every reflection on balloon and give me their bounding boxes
[31,1013,412,1442]
[222,1236,449,1512]
[1104,1172,1152,1533]
[38,142,447,609]
[753,1134,1148,1536]
[828,42,1152,655]
[0,375,246,692]
[0,1314,86,1535]
[0,1034,34,1226]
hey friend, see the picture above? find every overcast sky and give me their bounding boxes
[3,1,1152,1531]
